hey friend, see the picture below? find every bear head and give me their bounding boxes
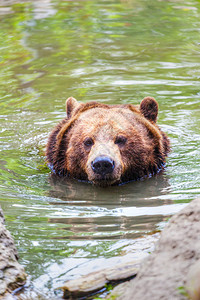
[46,97,170,186]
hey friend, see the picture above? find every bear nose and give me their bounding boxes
[91,156,115,176]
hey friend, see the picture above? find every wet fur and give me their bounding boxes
[46,97,170,186]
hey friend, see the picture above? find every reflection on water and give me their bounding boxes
[0,0,200,297]
[48,174,172,240]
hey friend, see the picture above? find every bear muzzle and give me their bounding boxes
[91,156,115,176]
[87,156,122,186]
[86,142,124,186]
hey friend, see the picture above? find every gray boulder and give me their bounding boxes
[110,198,200,300]
[0,206,26,298]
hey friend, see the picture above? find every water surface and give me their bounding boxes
[0,0,200,298]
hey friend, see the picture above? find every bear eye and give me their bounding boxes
[115,135,127,146]
[84,137,94,147]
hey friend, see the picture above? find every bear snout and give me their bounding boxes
[91,156,115,176]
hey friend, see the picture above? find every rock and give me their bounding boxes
[0,205,27,297]
[109,198,200,300]
[186,260,200,300]
[60,259,140,299]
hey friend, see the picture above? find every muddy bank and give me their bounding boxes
[0,206,26,298]
[109,198,200,300]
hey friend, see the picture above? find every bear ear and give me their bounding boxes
[140,97,158,123]
[66,97,80,118]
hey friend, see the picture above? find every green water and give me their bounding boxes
[0,0,200,297]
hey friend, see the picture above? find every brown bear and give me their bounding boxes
[46,97,170,186]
